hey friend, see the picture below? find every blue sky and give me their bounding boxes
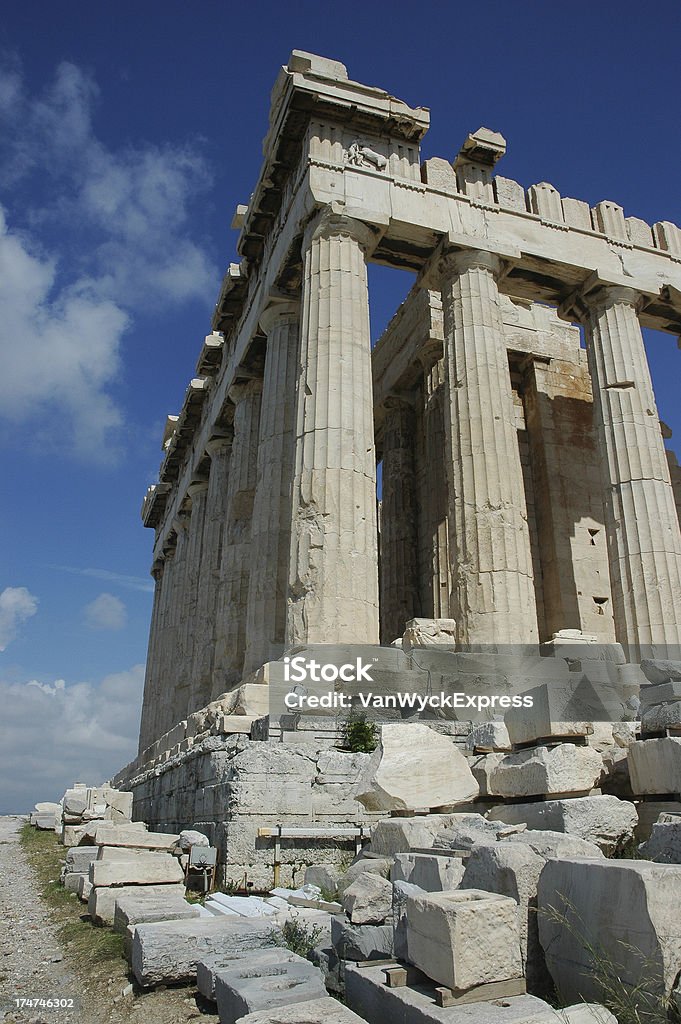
[1,0,680,812]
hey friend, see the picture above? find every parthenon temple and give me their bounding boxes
[136,50,681,758]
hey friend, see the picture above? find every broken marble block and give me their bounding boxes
[538,858,681,1004]
[131,917,277,986]
[89,854,184,887]
[113,893,200,935]
[641,702,681,734]
[392,880,424,961]
[488,744,603,798]
[391,852,465,892]
[504,680,592,747]
[354,723,478,812]
[433,813,526,852]
[89,882,186,925]
[197,948,306,1001]
[402,617,456,650]
[639,820,681,863]
[406,889,523,991]
[367,815,462,857]
[641,659,681,685]
[214,957,326,1022]
[465,721,512,753]
[92,824,179,849]
[336,857,392,896]
[639,680,681,708]
[330,916,393,961]
[304,864,341,896]
[629,737,681,795]
[488,795,637,855]
[341,872,392,924]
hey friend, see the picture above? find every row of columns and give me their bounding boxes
[139,213,681,750]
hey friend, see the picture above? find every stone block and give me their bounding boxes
[341,872,392,924]
[76,875,92,901]
[641,702,681,733]
[433,813,527,851]
[336,857,391,896]
[635,801,681,842]
[470,752,505,797]
[64,846,98,873]
[355,724,478,812]
[35,801,61,814]
[345,964,562,1024]
[639,821,681,863]
[461,842,550,993]
[131,917,277,986]
[391,853,465,892]
[499,830,604,859]
[61,825,87,846]
[465,721,511,752]
[488,796,636,855]
[494,176,527,212]
[488,744,603,798]
[402,618,457,649]
[89,883,186,925]
[392,880,424,961]
[330,916,393,961]
[641,659,681,685]
[113,894,200,934]
[214,958,326,1022]
[304,864,341,895]
[63,871,87,893]
[504,682,593,747]
[197,948,308,1001]
[369,815,461,857]
[406,889,523,990]
[640,680,681,707]
[421,158,458,192]
[235,995,367,1023]
[629,737,681,795]
[89,856,184,887]
[538,857,681,1003]
[92,824,180,850]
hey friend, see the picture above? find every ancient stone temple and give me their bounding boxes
[113,51,681,885]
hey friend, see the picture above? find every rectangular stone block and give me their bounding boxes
[236,995,367,1023]
[131,917,278,986]
[640,681,681,707]
[391,853,465,892]
[197,948,297,1001]
[113,894,200,935]
[629,737,681,795]
[488,744,603,798]
[90,856,184,887]
[330,916,393,961]
[487,795,636,855]
[89,883,186,925]
[345,964,556,1024]
[538,858,681,1004]
[63,871,87,893]
[64,846,98,872]
[214,958,326,1021]
[406,889,523,990]
[93,825,180,849]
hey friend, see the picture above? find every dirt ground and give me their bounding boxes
[0,815,219,1024]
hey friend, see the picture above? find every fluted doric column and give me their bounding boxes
[417,351,451,618]
[581,285,681,657]
[138,556,165,753]
[244,301,300,673]
[439,249,538,644]
[190,435,233,711]
[178,479,208,716]
[380,396,419,642]
[213,379,262,691]
[287,212,380,645]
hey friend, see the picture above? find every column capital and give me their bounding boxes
[384,393,416,414]
[560,280,645,322]
[187,479,209,501]
[205,432,233,457]
[259,300,300,336]
[228,377,263,406]
[303,207,381,256]
[438,247,503,279]
[151,558,165,581]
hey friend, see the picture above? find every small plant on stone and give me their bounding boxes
[341,711,378,753]
[269,916,324,958]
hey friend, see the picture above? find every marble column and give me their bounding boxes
[190,435,233,713]
[380,396,419,642]
[439,249,538,645]
[138,556,165,753]
[582,285,681,656]
[416,353,451,619]
[152,535,177,743]
[287,212,380,645]
[213,380,262,692]
[179,479,208,718]
[244,302,300,673]
[163,512,190,733]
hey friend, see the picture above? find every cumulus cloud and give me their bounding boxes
[0,664,144,813]
[0,586,38,651]
[0,57,217,460]
[83,592,127,630]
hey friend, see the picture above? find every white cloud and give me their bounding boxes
[0,586,38,651]
[84,592,127,630]
[0,664,144,813]
[0,57,217,461]
[48,564,155,594]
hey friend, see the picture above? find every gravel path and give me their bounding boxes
[0,816,216,1024]
[0,816,79,1024]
